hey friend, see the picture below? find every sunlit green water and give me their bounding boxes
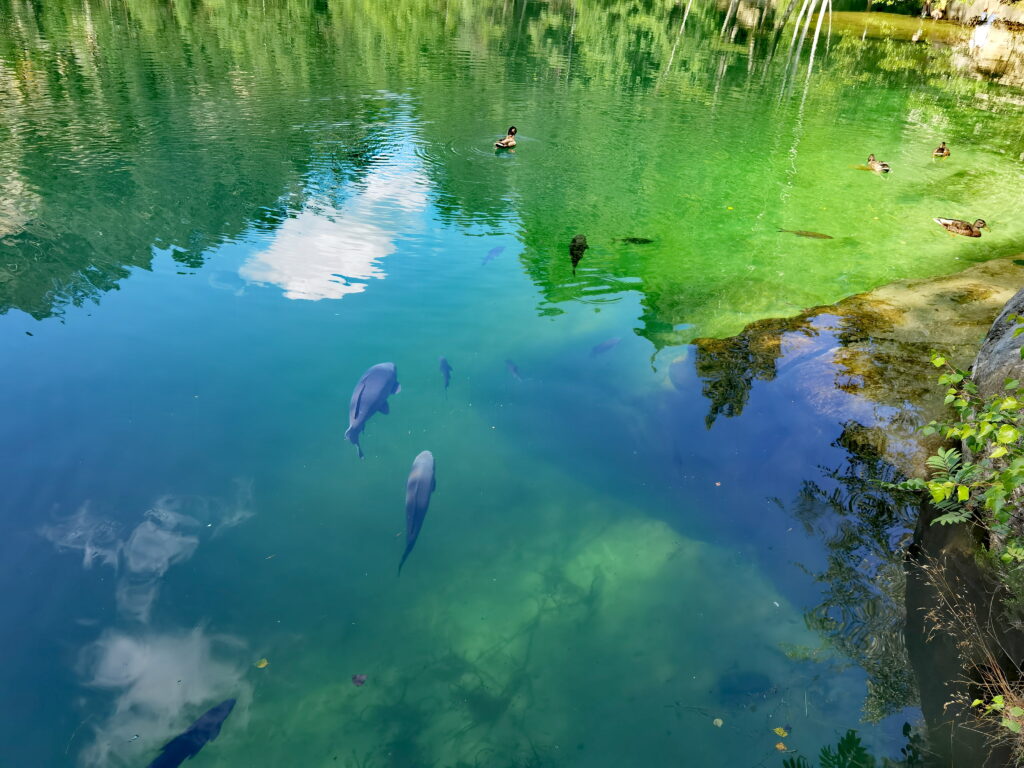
[2,0,1023,766]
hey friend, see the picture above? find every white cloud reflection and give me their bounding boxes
[42,485,254,766]
[77,628,250,768]
[42,482,253,624]
[240,156,428,301]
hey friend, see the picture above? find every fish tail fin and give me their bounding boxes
[344,427,365,459]
[398,543,414,575]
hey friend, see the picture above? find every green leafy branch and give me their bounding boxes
[973,694,1024,735]
[882,348,1024,560]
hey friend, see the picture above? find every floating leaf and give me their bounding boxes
[712,718,723,728]
[775,742,787,751]
[255,658,269,669]
[773,727,789,737]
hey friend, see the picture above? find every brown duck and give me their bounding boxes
[933,141,950,158]
[866,154,891,173]
[933,217,987,237]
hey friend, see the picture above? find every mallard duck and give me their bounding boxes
[933,141,951,158]
[934,217,987,237]
[867,154,891,173]
[495,126,517,149]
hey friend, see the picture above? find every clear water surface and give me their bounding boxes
[2,1,1023,766]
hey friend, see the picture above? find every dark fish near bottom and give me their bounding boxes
[590,337,621,357]
[778,229,833,240]
[147,699,236,768]
[439,356,453,392]
[399,451,436,574]
[506,359,522,381]
[569,234,588,275]
[615,237,654,244]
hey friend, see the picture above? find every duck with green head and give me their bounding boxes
[933,141,950,157]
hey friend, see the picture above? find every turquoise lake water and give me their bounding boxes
[3,0,1024,765]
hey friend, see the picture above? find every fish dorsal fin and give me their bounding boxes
[353,383,366,419]
[379,400,389,415]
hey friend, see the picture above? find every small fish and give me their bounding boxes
[777,229,833,240]
[569,234,588,275]
[482,246,504,265]
[352,674,368,687]
[439,357,453,392]
[590,337,621,357]
[614,237,654,244]
[506,359,522,381]
[345,363,401,459]
[24,331,33,336]
[146,699,235,768]
[399,451,436,574]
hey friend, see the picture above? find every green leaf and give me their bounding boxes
[1006,379,1020,391]
[991,445,1009,459]
[997,425,1019,444]
[1003,718,1022,734]
[1010,706,1024,718]
[932,355,947,368]
[973,699,985,707]
[957,485,970,502]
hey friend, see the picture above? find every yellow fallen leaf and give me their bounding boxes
[255,658,269,669]
[775,742,787,751]
[773,727,789,738]
[712,718,723,728]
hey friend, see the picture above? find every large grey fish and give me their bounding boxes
[778,229,833,240]
[439,356,453,392]
[569,234,588,275]
[399,451,436,574]
[147,699,235,768]
[345,363,401,459]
